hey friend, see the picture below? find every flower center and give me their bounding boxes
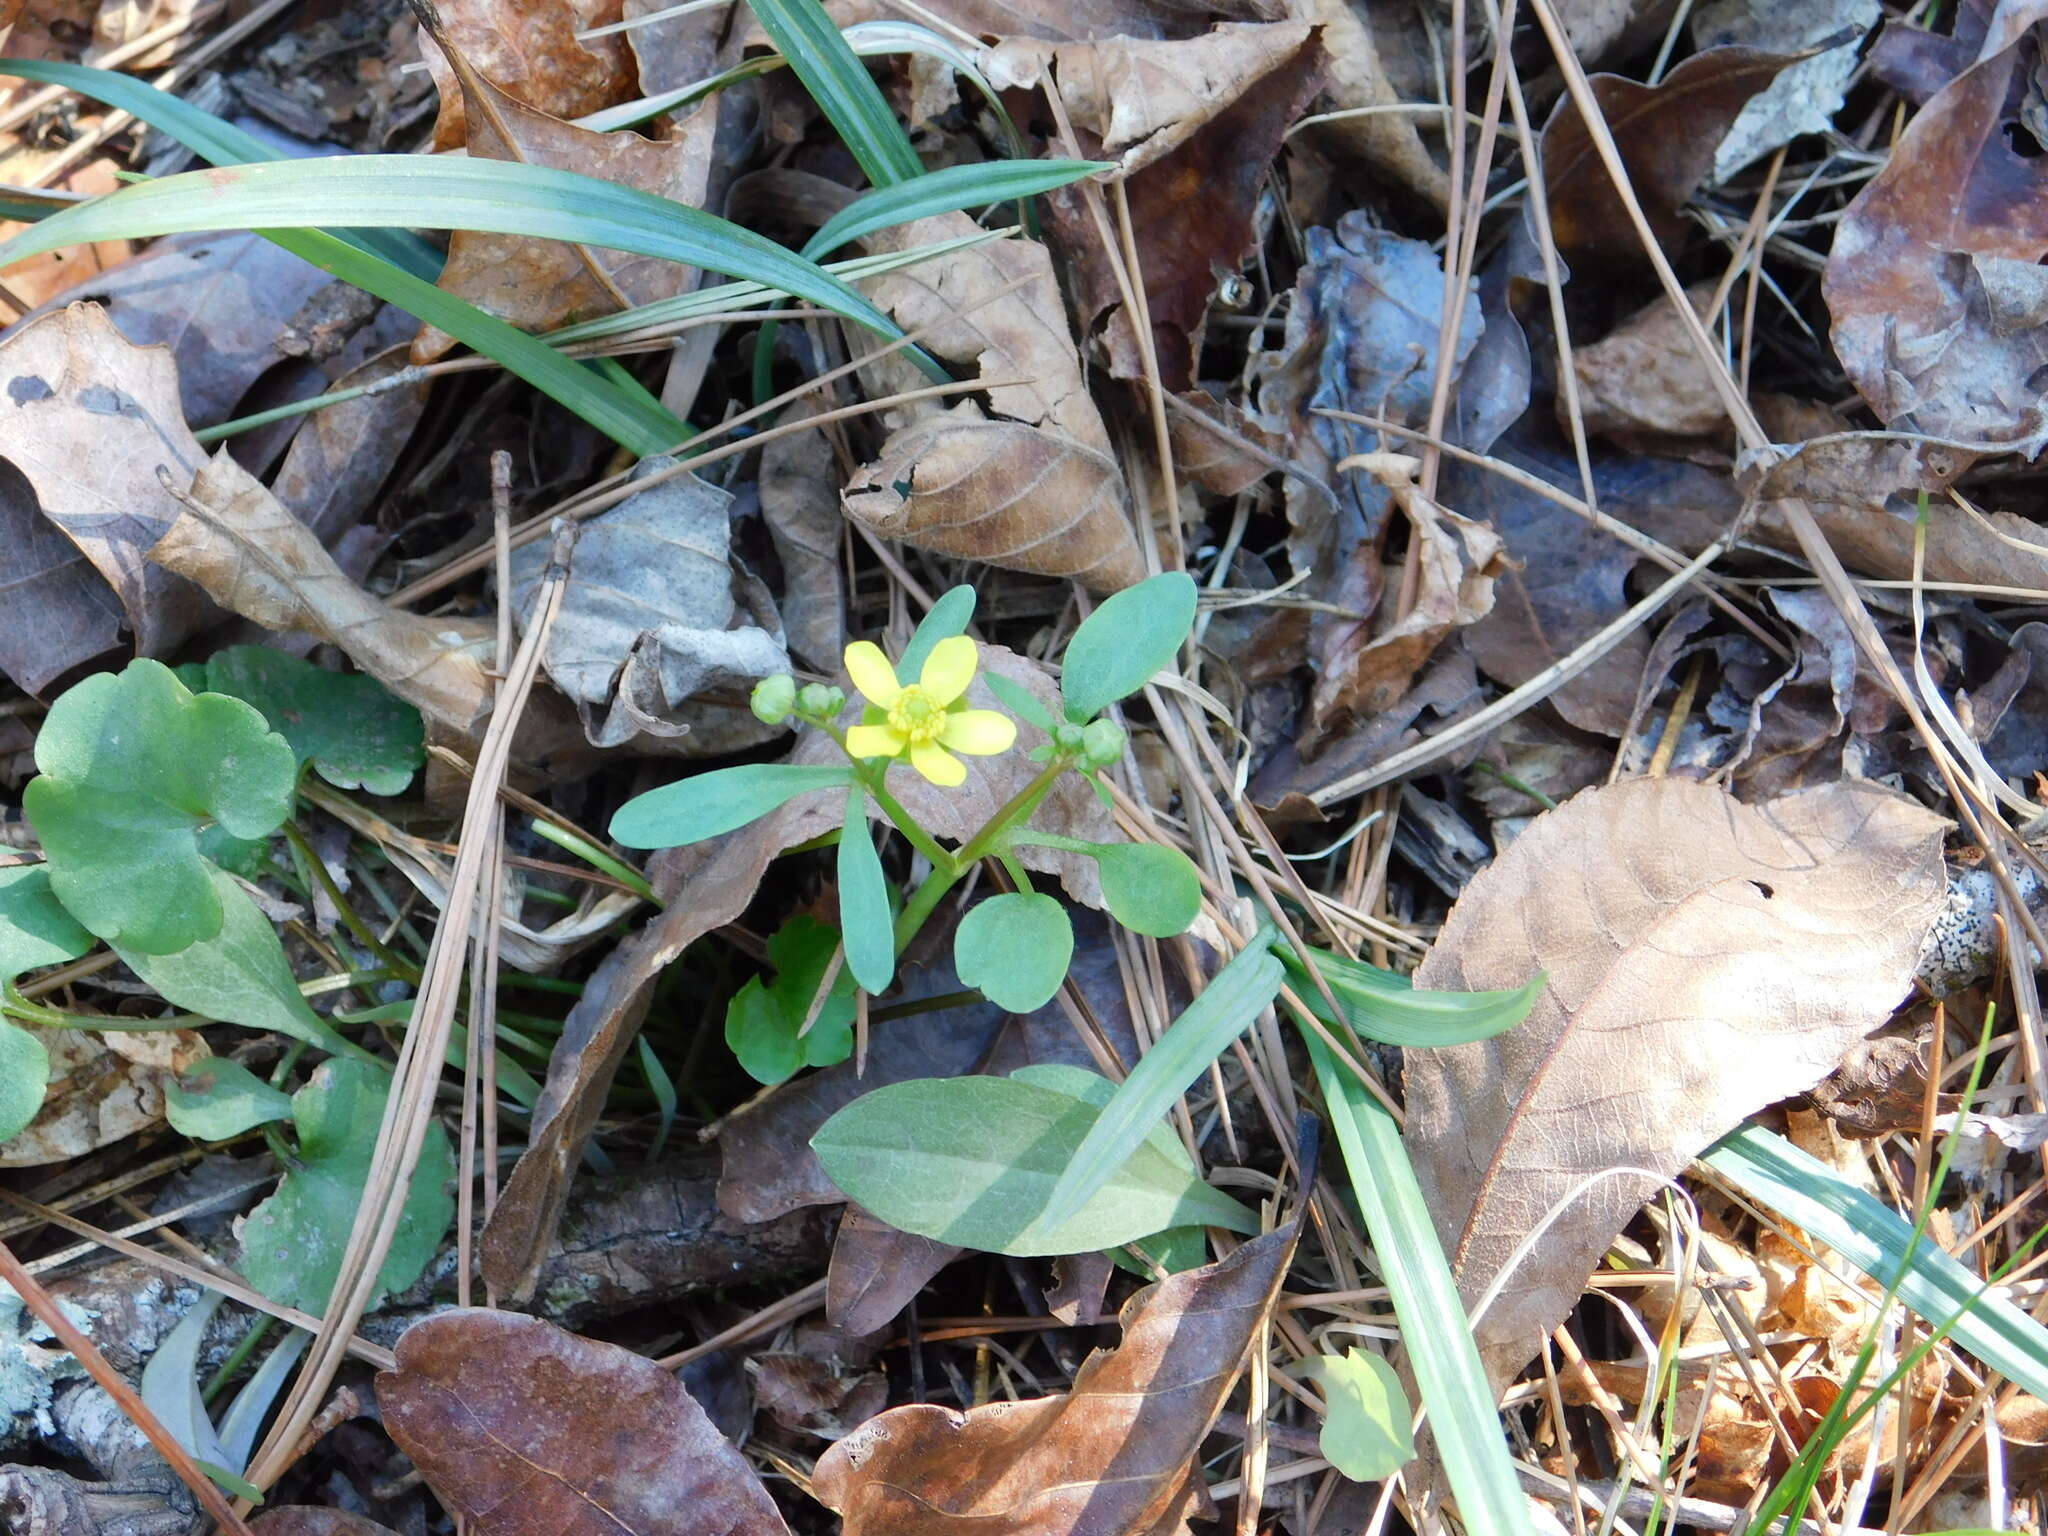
[886,687,946,745]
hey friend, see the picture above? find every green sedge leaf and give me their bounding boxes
[25,660,296,954]
[1279,943,1541,1048]
[802,159,1108,260]
[1061,572,1197,722]
[1307,1348,1415,1482]
[744,0,921,187]
[838,790,895,992]
[1092,842,1201,938]
[898,584,977,681]
[1040,940,1283,1229]
[610,763,854,849]
[165,1055,295,1141]
[810,1074,1259,1256]
[955,892,1072,1012]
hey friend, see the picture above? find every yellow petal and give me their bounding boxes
[910,740,966,786]
[845,723,904,759]
[939,709,1016,756]
[919,635,978,705]
[844,641,901,706]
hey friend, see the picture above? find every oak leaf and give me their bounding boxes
[1406,777,1948,1388]
[422,0,634,150]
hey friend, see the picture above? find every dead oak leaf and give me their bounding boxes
[422,0,634,149]
[814,1224,1297,1536]
[380,1309,790,1536]
[1406,777,1948,1389]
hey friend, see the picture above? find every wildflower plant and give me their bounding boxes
[609,575,1205,1081]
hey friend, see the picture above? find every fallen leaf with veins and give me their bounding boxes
[1304,0,1447,207]
[814,1224,1297,1536]
[422,0,634,150]
[1406,776,1948,1388]
[380,1309,790,1536]
[0,304,220,693]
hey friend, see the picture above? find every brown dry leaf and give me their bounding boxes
[1308,452,1505,742]
[847,216,1144,591]
[0,1028,204,1167]
[827,1203,962,1336]
[1824,8,2048,450]
[87,0,198,66]
[1571,282,1730,450]
[1543,45,1801,264]
[1406,777,1949,1388]
[759,401,845,671]
[0,302,218,694]
[992,23,1324,387]
[380,1309,791,1536]
[269,343,432,548]
[413,64,714,362]
[1305,0,1447,208]
[251,1511,403,1536]
[814,1224,1298,1536]
[422,0,634,149]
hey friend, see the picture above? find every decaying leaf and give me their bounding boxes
[1406,777,1948,1387]
[1543,45,1801,263]
[0,303,219,693]
[814,1224,1298,1536]
[380,1309,791,1536]
[847,216,1144,591]
[422,0,635,149]
[506,457,789,751]
[1304,0,1447,207]
[0,1027,204,1168]
[758,401,845,671]
[1570,282,1730,449]
[268,342,432,548]
[826,1203,962,1336]
[413,63,714,361]
[1824,10,2048,451]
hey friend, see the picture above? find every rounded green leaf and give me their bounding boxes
[197,646,425,795]
[165,1056,295,1141]
[0,865,92,985]
[25,660,296,954]
[1306,1348,1415,1482]
[810,1075,1258,1256]
[241,1058,453,1313]
[955,893,1073,1012]
[1092,842,1201,937]
[0,1021,49,1145]
[610,763,854,849]
[1060,572,1197,722]
[725,915,858,1085]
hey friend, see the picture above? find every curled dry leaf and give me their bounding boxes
[0,304,218,693]
[849,216,1144,591]
[1304,0,1447,207]
[1406,777,1948,1388]
[1825,8,2048,451]
[380,1309,790,1536]
[814,1224,1298,1536]
[413,63,713,362]
[422,0,635,150]
[1542,45,1802,264]
[1692,0,1878,183]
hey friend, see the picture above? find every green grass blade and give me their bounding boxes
[1302,1026,1532,1533]
[801,158,1109,260]
[0,155,944,382]
[744,0,921,187]
[1704,1123,2048,1401]
[1280,944,1544,1048]
[1038,942,1284,1229]
[0,57,443,280]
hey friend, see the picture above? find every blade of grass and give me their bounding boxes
[0,156,943,383]
[0,57,443,280]
[800,158,1108,260]
[1278,943,1543,1048]
[1703,1123,2048,1402]
[1302,1023,1532,1533]
[743,0,921,187]
[1038,940,1285,1230]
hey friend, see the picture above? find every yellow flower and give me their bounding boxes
[842,635,1017,786]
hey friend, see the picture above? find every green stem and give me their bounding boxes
[1,981,208,1032]
[889,759,1071,956]
[201,1314,275,1406]
[819,722,956,872]
[283,821,420,983]
[526,817,659,904]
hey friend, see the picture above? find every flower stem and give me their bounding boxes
[890,759,1071,956]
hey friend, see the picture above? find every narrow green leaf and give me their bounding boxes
[801,160,1108,260]
[1061,572,1198,722]
[0,1023,48,1145]
[1040,941,1284,1229]
[1307,1348,1415,1482]
[838,790,895,992]
[1302,1028,1530,1532]
[166,1056,295,1141]
[810,1074,1260,1255]
[611,763,854,849]
[955,893,1073,1012]
[983,672,1053,732]
[139,1290,231,1472]
[215,1328,309,1474]
[0,57,442,279]
[898,584,977,681]
[1704,1123,2048,1401]
[636,1035,679,1160]
[1092,842,1201,938]
[745,0,922,187]
[1279,943,1543,1048]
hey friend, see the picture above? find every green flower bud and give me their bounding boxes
[1081,718,1126,768]
[796,683,846,721]
[1052,722,1088,756]
[750,673,797,725]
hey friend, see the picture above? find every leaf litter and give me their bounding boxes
[9,0,2048,1534]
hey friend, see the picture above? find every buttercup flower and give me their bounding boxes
[843,635,1017,787]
